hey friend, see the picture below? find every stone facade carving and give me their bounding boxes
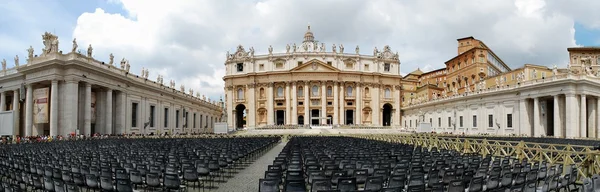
[42,32,59,55]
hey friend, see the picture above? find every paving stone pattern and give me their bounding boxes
[210,141,287,192]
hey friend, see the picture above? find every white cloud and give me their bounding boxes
[70,0,597,100]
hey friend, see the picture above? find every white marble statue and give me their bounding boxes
[87,44,93,58]
[120,58,126,69]
[180,85,185,92]
[552,64,558,76]
[14,55,19,67]
[292,43,297,52]
[109,53,114,65]
[313,42,318,52]
[145,68,149,78]
[356,45,359,54]
[373,47,378,56]
[340,44,344,53]
[268,45,273,54]
[27,46,34,60]
[189,88,194,95]
[302,43,308,51]
[71,38,78,53]
[196,93,200,98]
[533,69,538,79]
[495,77,499,87]
[202,95,206,101]
[141,68,145,77]
[51,36,59,54]
[1,59,6,71]
[249,47,255,57]
[319,43,324,52]
[332,44,337,53]
[286,44,290,53]
[157,75,161,83]
[125,60,130,72]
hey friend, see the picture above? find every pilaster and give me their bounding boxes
[553,95,562,138]
[0,92,5,112]
[267,83,274,125]
[356,83,362,125]
[106,89,113,135]
[84,82,91,135]
[291,82,298,125]
[286,83,291,124]
[333,82,339,125]
[247,83,256,128]
[321,82,327,124]
[581,94,587,138]
[304,81,309,125]
[50,80,58,136]
[339,82,345,125]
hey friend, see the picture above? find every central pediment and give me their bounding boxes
[290,59,340,72]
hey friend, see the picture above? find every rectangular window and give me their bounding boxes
[507,114,513,128]
[459,116,463,127]
[384,63,390,72]
[327,61,332,65]
[164,108,169,128]
[176,110,180,128]
[131,103,138,127]
[298,102,303,106]
[236,63,243,72]
[488,114,493,128]
[150,105,155,127]
[473,115,477,127]
[193,113,197,128]
[438,117,441,127]
[448,117,451,127]
[298,61,303,66]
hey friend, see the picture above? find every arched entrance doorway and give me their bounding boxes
[383,103,392,126]
[235,104,246,129]
[298,116,304,125]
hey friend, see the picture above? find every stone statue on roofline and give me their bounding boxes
[268,45,273,55]
[313,42,318,52]
[180,85,185,92]
[125,60,130,72]
[189,88,194,95]
[286,44,290,53]
[27,46,34,60]
[293,43,297,52]
[249,47,255,57]
[1,59,6,71]
[373,47,378,56]
[14,55,19,67]
[340,44,344,53]
[71,38,78,53]
[196,92,200,98]
[332,44,337,53]
[109,53,114,65]
[355,45,359,54]
[87,44,93,58]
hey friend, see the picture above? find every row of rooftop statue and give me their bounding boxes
[226,43,400,61]
[0,32,216,104]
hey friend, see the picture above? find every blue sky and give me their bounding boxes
[1,0,600,100]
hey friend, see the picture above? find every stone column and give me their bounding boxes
[291,82,297,125]
[0,91,5,112]
[84,83,92,135]
[553,95,562,138]
[533,97,540,137]
[12,89,19,136]
[50,80,58,136]
[266,83,274,125]
[580,94,587,138]
[285,83,291,124]
[106,89,113,134]
[321,82,327,124]
[304,82,309,125]
[333,82,339,125]
[372,85,380,126]
[519,99,530,136]
[117,91,126,134]
[565,94,577,138]
[25,84,33,137]
[394,85,401,126]
[339,82,345,125]
[247,84,256,128]
[226,86,234,128]
[597,98,600,138]
[356,83,362,125]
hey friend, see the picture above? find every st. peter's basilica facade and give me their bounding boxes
[224,26,403,129]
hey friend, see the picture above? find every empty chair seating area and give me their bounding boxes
[0,136,279,191]
[259,136,583,192]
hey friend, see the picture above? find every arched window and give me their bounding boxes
[277,86,284,97]
[327,86,332,97]
[237,88,244,100]
[259,88,265,99]
[312,85,319,96]
[298,86,304,97]
[346,86,353,97]
[385,88,391,98]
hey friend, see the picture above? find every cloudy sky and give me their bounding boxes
[1,0,599,100]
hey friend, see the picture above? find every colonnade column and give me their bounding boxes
[226,86,234,128]
[356,83,362,125]
[247,84,256,128]
[291,82,297,125]
[553,95,562,138]
[50,80,58,136]
[580,94,587,138]
[565,94,577,138]
[0,91,5,112]
[394,85,401,126]
[597,97,600,138]
[533,97,540,137]
[321,82,326,124]
[519,99,529,136]
[303,81,309,125]
[25,84,33,137]
[339,82,345,125]
[333,82,338,125]
[84,83,92,135]
[266,83,274,125]
[285,83,291,124]
[106,89,113,135]
[12,89,19,136]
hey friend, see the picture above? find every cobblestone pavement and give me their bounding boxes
[209,141,287,192]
